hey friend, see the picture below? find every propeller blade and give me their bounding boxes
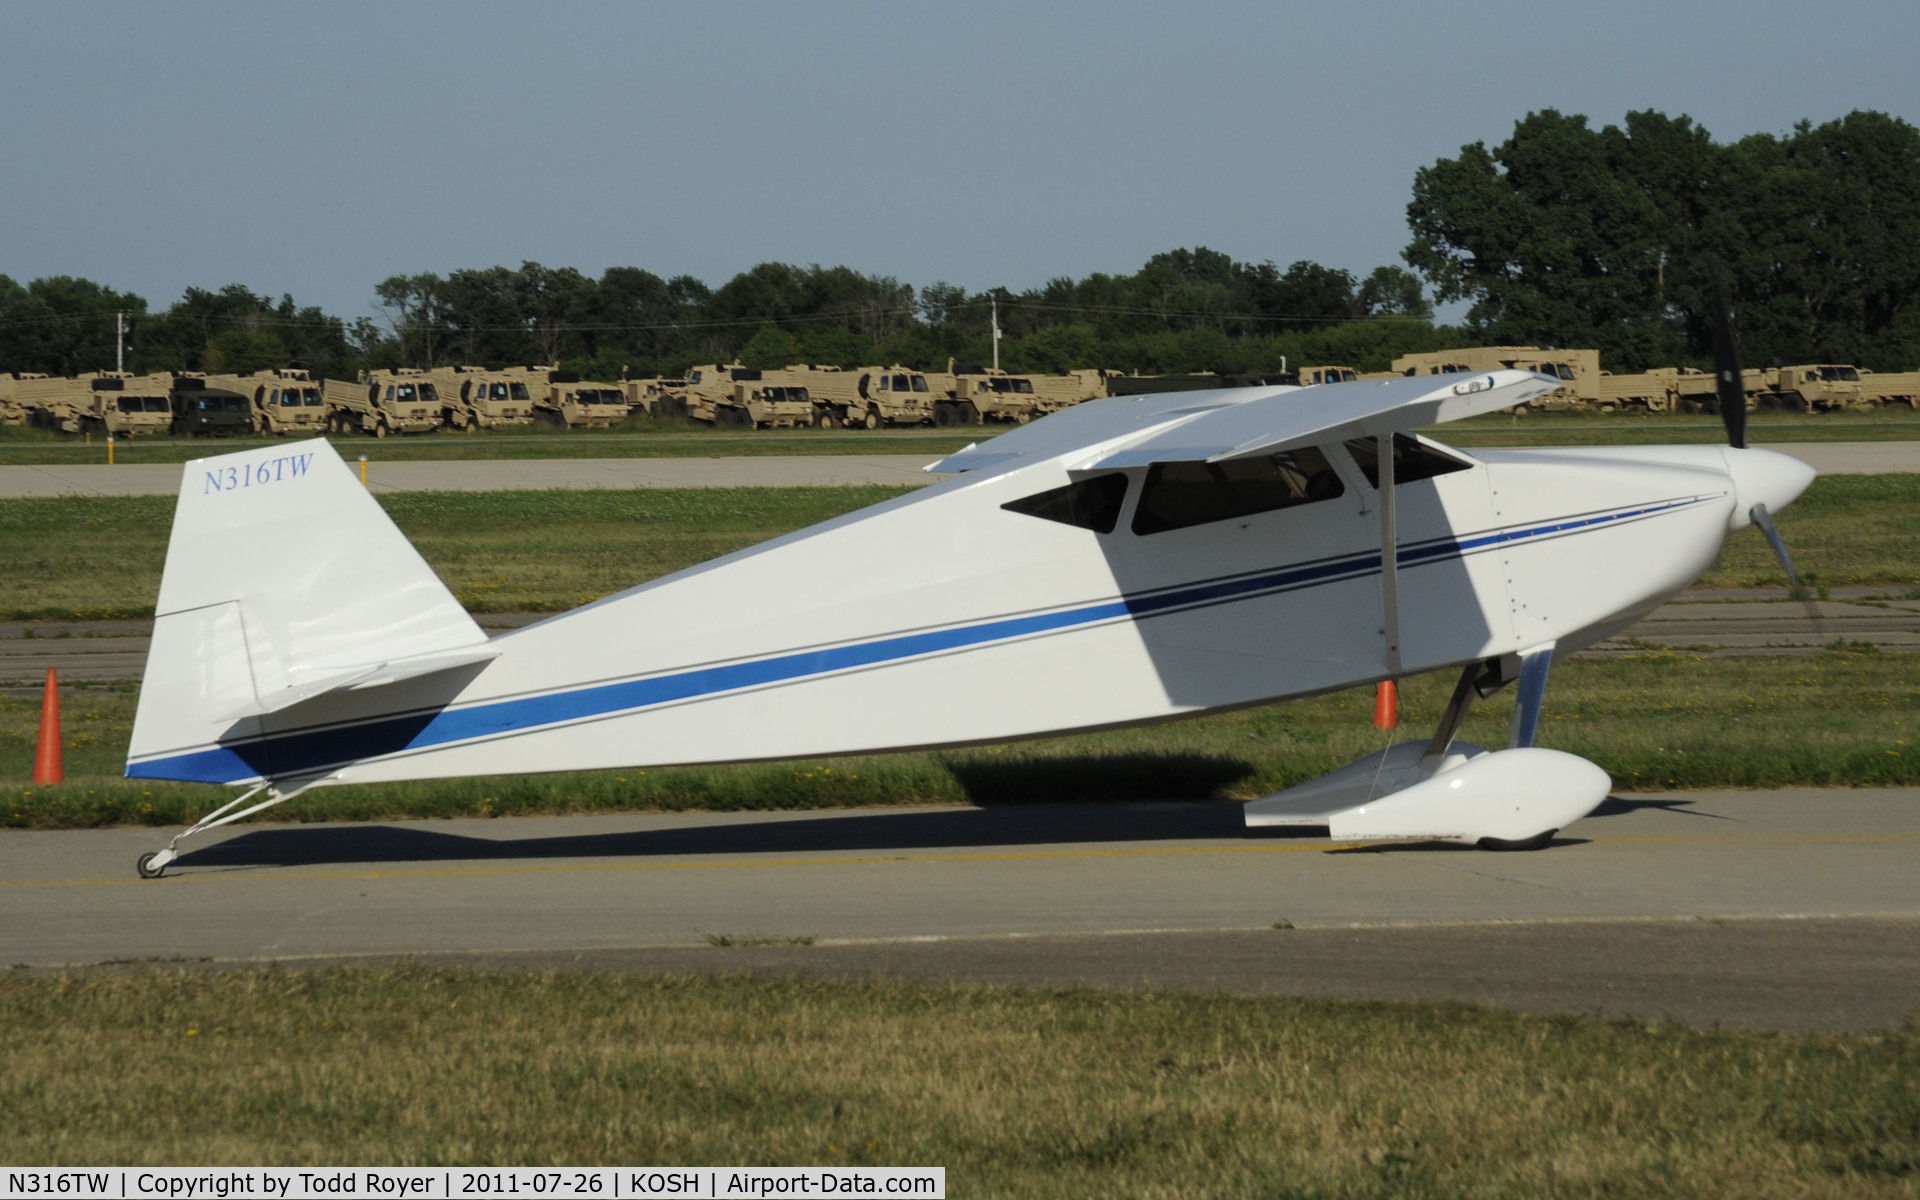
[1749,501,1810,602]
[1710,258,1747,449]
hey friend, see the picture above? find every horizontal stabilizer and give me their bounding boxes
[222,646,501,720]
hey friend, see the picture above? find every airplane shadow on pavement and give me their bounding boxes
[173,789,1690,872]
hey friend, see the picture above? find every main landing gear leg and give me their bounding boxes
[1509,643,1555,750]
[136,779,301,879]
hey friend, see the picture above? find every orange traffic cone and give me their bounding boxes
[1372,680,1398,730]
[33,666,63,784]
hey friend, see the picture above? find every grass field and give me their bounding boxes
[6,651,1914,828]
[1,967,1914,1195]
[2,474,1915,621]
[2,403,1916,465]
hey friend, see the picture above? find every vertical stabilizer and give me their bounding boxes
[128,439,487,782]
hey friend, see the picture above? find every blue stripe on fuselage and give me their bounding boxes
[127,495,1712,783]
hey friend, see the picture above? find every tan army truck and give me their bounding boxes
[621,370,686,419]
[677,364,814,428]
[325,368,444,437]
[1762,364,1866,411]
[528,370,634,428]
[425,365,539,431]
[1859,369,1920,408]
[1663,366,1767,414]
[0,372,50,424]
[1594,368,1689,413]
[1392,347,1599,409]
[796,364,936,428]
[18,372,175,436]
[205,368,325,435]
[1293,365,1361,386]
[935,362,1051,425]
[1028,368,1115,415]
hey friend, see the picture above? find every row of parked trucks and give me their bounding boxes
[4,349,1917,439]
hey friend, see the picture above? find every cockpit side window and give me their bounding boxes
[1131,447,1344,536]
[1344,434,1474,488]
[1002,474,1130,534]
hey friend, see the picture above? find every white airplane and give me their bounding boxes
[124,338,1813,877]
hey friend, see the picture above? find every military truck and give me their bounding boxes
[936,362,1062,425]
[527,370,633,428]
[426,365,539,430]
[168,380,255,437]
[204,369,324,435]
[0,372,50,425]
[1027,368,1117,415]
[1391,347,1599,409]
[621,370,686,419]
[1663,367,1768,414]
[677,364,814,428]
[795,364,935,428]
[1293,365,1361,386]
[1762,364,1866,411]
[325,369,443,436]
[1104,367,1294,396]
[18,372,175,437]
[1859,368,1920,408]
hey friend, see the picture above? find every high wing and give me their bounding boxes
[927,370,1559,475]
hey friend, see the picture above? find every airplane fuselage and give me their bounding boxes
[128,434,1801,789]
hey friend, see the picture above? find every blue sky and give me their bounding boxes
[3,0,1915,323]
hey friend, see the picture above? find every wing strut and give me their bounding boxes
[1377,434,1401,677]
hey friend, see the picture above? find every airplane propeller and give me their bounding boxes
[1712,258,1810,602]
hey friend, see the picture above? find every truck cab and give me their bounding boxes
[326,369,444,436]
[1767,364,1865,411]
[170,384,255,437]
[534,371,633,428]
[207,369,324,435]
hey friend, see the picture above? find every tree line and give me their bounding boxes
[4,107,1915,383]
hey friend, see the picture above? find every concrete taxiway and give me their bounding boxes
[5,789,1917,1031]
[0,439,1912,498]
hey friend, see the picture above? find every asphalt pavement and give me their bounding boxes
[5,789,1917,1032]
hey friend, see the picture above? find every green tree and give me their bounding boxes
[0,275,146,375]
[738,324,802,369]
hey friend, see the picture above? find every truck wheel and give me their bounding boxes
[933,403,954,427]
[957,402,980,425]
[374,419,389,439]
[863,407,882,431]
[815,408,838,429]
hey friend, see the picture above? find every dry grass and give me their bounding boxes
[0,967,1914,1196]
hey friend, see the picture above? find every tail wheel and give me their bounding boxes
[863,407,882,430]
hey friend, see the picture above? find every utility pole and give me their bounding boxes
[991,298,1001,371]
[115,310,125,373]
